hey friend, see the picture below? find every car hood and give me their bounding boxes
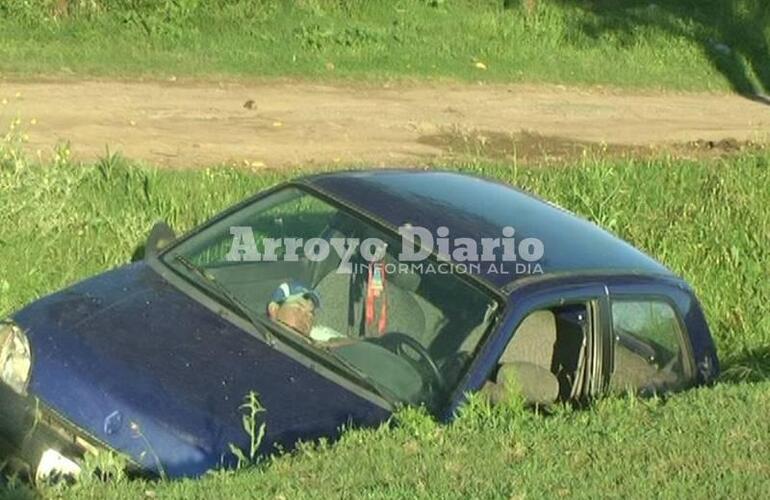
[12,262,389,477]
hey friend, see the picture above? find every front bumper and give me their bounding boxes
[0,383,135,481]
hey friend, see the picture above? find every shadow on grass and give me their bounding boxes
[0,485,36,500]
[513,0,770,102]
[0,469,36,500]
[130,244,145,263]
[719,347,770,383]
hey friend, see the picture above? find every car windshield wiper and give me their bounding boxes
[173,255,272,342]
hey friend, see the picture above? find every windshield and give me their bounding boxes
[162,186,499,411]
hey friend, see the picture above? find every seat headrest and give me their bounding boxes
[322,215,422,292]
[499,309,557,367]
[385,259,421,292]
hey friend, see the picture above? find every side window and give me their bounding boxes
[610,300,690,394]
[481,303,592,406]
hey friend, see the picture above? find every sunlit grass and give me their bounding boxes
[1,127,769,497]
[2,0,767,92]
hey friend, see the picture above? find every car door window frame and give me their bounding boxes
[605,292,697,394]
[444,282,610,418]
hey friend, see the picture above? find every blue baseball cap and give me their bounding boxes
[270,280,321,309]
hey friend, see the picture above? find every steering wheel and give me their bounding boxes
[371,332,447,392]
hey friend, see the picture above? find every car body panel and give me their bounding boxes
[10,262,390,477]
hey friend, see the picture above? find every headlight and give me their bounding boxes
[0,321,32,395]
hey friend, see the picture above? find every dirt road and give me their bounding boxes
[1,79,768,168]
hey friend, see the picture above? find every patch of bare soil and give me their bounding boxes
[418,128,764,165]
[0,79,768,168]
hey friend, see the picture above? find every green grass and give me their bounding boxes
[1,120,769,497]
[1,0,769,93]
[4,386,770,499]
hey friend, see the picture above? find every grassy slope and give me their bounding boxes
[1,0,769,92]
[1,133,769,496]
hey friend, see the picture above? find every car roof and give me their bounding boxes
[299,169,673,290]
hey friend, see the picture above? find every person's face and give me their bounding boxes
[268,297,315,336]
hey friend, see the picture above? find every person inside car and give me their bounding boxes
[266,280,345,342]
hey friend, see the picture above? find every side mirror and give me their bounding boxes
[145,221,176,259]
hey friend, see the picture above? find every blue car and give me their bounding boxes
[0,170,719,480]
